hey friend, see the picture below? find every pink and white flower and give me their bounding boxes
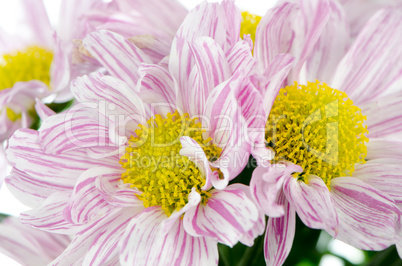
[250,0,402,264]
[5,1,282,264]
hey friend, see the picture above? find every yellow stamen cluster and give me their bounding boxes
[240,11,261,43]
[120,111,222,216]
[266,81,368,186]
[0,46,53,91]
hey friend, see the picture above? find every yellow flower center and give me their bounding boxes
[120,111,222,216]
[240,11,261,43]
[0,46,53,91]
[0,46,53,121]
[266,81,368,186]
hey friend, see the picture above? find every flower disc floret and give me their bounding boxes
[266,81,369,186]
[120,111,222,216]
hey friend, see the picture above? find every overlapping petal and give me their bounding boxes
[183,185,259,247]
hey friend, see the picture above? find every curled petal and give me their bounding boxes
[251,163,302,217]
[183,185,259,247]
[264,191,296,266]
[283,175,338,236]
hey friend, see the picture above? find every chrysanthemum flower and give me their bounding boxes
[248,0,402,264]
[5,1,280,264]
[0,215,70,265]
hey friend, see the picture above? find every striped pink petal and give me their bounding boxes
[115,0,187,38]
[229,184,266,247]
[251,163,302,217]
[366,139,402,161]
[34,99,56,120]
[137,63,177,115]
[39,108,115,154]
[83,30,152,89]
[183,185,259,247]
[188,36,231,116]
[71,72,146,121]
[0,216,70,266]
[283,175,338,236]
[51,32,71,100]
[255,0,330,82]
[361,92,402,138]
[5,168,67,208]
[354,161,402,205]
[226,40,255,75]
[305,0,350,83]
[20,191,80,234]
[259,54,295,117]
[332,8,402,105]
[330,176,400,250]
[203,72,247,186]
[95,169,143,208]
[119,207,218,265]
[52,208,138,265]
[64,168,116,225]
[21,0,53,47]
[264,191,296,266]
[169,1,240,112]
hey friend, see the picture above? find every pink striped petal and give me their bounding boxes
[340,0,401,37]
[305,0,350,83]
[34,99,55,120]
[39,108,115,154]
[229,184,266,247]
[119,207,218,265]
[258,54,295,117]
[64,167,117,225]
[330,176,400,250]
[51,32,71,100]
[137,63,176,115]
[72,72,145,115]
[189,36,231,116]
[254,2,299,72]
[283,175,338,235]
[115,0,187,38]
[332,8,402,105]
[52,208,138,265]
[169,1,240,112]
[238,81,269,164]
[0,216,70,266]
[83,30,152,89]
[20,191,80,234]
[251,164,302,217]
[361,92,402,138]
[226,40,255,75]
[0,146,6,188]
[203,72,247,187]
[353,162,402,205]
[7,129,80,188]
[255,0,330,81]
[183,185,259,247]
[179,136,218,190]
[95,170,143,208]
[5,168,68,208]
[366,139,402,161]
[21,0,53,47]
[264,191,296,266]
